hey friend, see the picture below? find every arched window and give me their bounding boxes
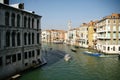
[12,32,15,47]
[37,19,39,29]
[32,33,34,44]
[28,17,30,28]
[37,49,40,56]
[28,33,31,45]
[24,33,27,45]
[6,31,10,47]
[113,46,115,51]
[37,33,39,44]
[32,18,34,28]
[11,13,15,27]
[24,52,27,59]
[17,33,21,46]
[5,12,9,26]
[24,16,27,28]
[17,14,20,27]
[108,47,110,51]
[29,51,31,58]
[0,31,1,48]
[32,50,35,57]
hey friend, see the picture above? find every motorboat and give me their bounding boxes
[83,51,102,57]
[99,54,119,58]
[53,40,63,44]
[64,54,71,61]
[71,48,77,52]
[83,51,119,58]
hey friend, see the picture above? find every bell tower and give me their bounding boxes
[68,20,72,30]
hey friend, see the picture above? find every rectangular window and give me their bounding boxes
[113,33,116,38]
[113,40,116,45]
[24,17,27,28]
[32,33,34,44]
[107,33,110,38]
[119,33,120,38]
[106,40,110,45]
[37,20,39,30]
[32,50,35,57]
[12,54,16,63]
[11,13,15,27]
[6,55,11,65]
[17,53,21,61]
[29,51,31,58]
[113,26,116,31]
[0,57,2,66]
[119,26,120,31]
[24,52,27,59]
[118,40,120,45]
[107,26,110,31]
[0,31,1,48]
[37,33,40,44]
[5,12,9,26]
[37,49,40,56]
[103,46,106,50]
[113,20,116,23]
[32,18,34,28]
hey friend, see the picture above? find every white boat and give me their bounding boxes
[53,40,63,44]
[64,54,71,61]
[99,54,118,58]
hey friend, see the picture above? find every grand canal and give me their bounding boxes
[19,43,120,80]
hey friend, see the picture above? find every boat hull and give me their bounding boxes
[83,51,101,57]
[71,49,76,52]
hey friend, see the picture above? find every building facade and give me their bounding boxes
[79,23,88,48]
[0,1,42,79]
[41,29,65,43]
[88,21,96,48]
[41,30,51,42]
[96,13,120,54]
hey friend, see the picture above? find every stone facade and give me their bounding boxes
[0,2,42,79]
[96,13,120,54]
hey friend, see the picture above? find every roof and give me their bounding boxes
[98,13,120,23]
[0,3,41,17]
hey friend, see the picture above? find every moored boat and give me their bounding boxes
[53,40,63,44]
[83,51,102,57]
[99,54,119,58]
[71,48,77,52]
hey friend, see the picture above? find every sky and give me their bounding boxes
[10,0,120,30]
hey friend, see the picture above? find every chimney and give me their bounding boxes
[10,3,24,9]
[18,3,24,9]
[0,0,9,4]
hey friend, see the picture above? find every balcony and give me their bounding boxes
[97,36,106,39]
[97,36,111,39]
[97,29,106,33]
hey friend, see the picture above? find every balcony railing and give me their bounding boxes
[97,29,106,33]
[97,36,111,39]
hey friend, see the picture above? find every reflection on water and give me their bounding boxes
[19,43,120,80]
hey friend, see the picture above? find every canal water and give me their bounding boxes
[19,43,120,80]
